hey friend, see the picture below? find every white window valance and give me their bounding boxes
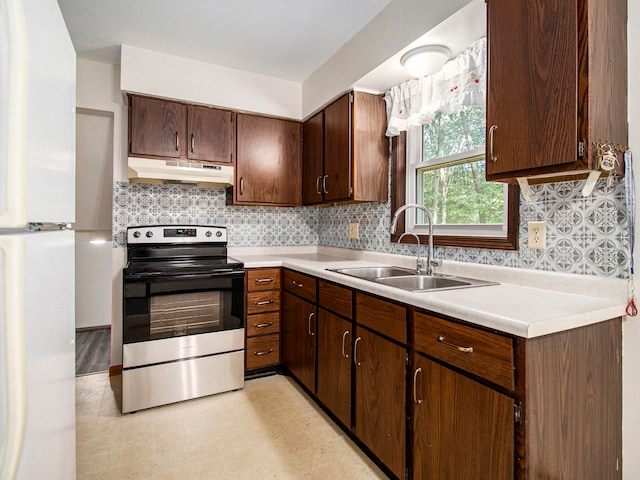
[384,37,486,137]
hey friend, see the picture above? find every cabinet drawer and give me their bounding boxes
[414,311,514,390]
[356,293,406,344]
[247,268,281,292]
[319,281,352,319]
[246,334,280,369]
[247,290,280,315]
[247,312,280,337]
[283,269,317,302]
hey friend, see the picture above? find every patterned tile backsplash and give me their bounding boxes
[113,177,630,278]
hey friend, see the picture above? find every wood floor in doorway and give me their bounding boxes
[76,327,110,375]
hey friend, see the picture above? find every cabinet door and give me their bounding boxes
[486,0,577,179]
[353,326,406,479]
[236,114,302,205]
[302,111,324,205]
[323,94,352,202]
[187,106,234,163]
[413,354,513,480]
[282,291,316,392]
[316,309,351,427]
[129,96,187,158]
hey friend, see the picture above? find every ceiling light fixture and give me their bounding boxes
[400,44,452,78]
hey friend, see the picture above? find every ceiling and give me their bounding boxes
[56,0,393,83]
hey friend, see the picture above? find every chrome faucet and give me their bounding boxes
[398,232,424,274]
[390,203,440,276]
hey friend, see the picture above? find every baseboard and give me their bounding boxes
[76,325,111,332]
[109,364,123,377]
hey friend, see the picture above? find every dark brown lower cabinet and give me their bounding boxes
[281,291,316,393]
[353,326,406,479]
[413,354,514,480]
[316,308,352,427]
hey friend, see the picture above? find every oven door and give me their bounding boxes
[123,269,244,344]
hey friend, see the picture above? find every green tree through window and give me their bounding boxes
[416,105,504,227]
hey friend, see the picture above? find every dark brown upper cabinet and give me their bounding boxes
[485,0,627,183]
[129,95,186,159]
[232,113,302,206]
[302,91,389,205]
[128,94,234,164]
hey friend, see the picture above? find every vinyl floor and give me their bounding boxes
[76,328,111,376]
[76,373,389,480]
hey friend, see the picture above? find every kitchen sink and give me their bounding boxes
[328,266,498,292]
[331,266,416,280]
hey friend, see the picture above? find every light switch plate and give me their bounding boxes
[348,222,359,239]
[528,221,546,249]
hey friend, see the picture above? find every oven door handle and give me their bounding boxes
[124,269,244,281]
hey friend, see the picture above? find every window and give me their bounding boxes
[406,105,508,237]
[391,114,519,250]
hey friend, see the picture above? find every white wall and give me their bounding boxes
[624,1,639,477]
[120,45,302,119]
[75,60,126,336]
[75,232,112,329]
[75,109,113,230]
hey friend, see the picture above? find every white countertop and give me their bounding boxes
[230,246,629,338]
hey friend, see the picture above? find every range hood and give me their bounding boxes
[128,157,234,187]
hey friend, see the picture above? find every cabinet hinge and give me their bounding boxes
[349,186,354,196]
[405,467,410,480]
[514,401,523,425]
[578,140,586,158]
[405,352,409,366]
[349,92,354,104]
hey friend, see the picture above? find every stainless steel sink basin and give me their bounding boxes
[328,266,498,292]
[376,275,472,292]
[331,266,416,280]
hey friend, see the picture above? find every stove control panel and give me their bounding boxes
[127,225,227,244]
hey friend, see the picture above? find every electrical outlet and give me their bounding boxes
[348,222,359,239]
[528,221,546,249]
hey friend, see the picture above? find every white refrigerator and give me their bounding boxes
[0,0,77,479]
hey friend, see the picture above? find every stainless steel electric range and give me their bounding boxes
[122,225,245,413]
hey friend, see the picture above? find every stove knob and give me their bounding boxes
[146,231,153,238]
[205,231,212,238]
[216,231,223,237]
[133,231,141,238]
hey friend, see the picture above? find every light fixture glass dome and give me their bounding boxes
[400,44,452,78]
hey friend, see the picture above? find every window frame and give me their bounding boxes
[390,132,520,250]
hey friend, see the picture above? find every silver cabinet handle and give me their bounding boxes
[254,300,273,306]
[488,125,498,162]
[239,177,244,195]
[254,322,274,328]
[413,367,423,405]
[316,176,322,195]
[175,131,179,151]
[308,312,315,336]
[255,277,274,284]
[322,174,328,194]
[353,336,362,366]
[254,349,273,356]
[341,330,350,358]
[292,280,303,288]
[437,336,474,353]
[191,133,195,152]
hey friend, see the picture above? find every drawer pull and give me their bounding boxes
[254,322,274,328]
[255,277,275,284]
[413,367,423,405]
[254,349,274,356]
[254,300,274,306]
[437,336,474,353]
[292,280,304,288]
[353,337,362,366]
[341,330,350,358]
[308,312,315,336]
